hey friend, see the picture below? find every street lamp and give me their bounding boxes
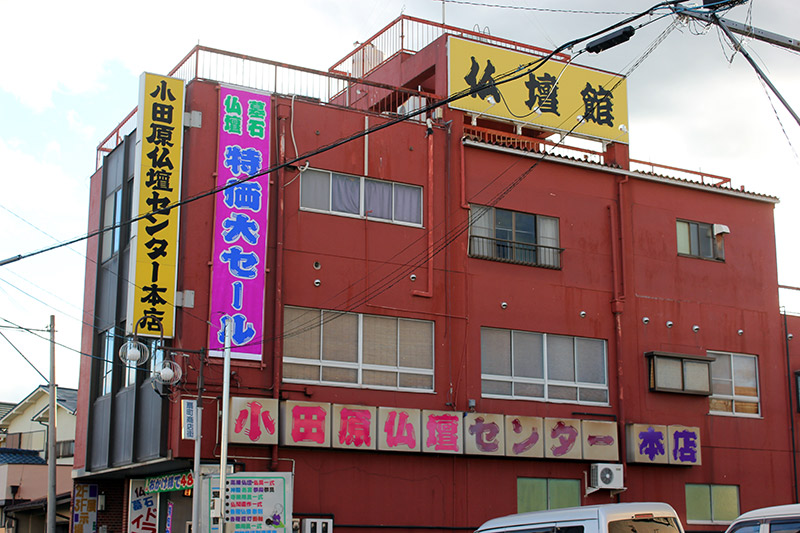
[119,316,159,366]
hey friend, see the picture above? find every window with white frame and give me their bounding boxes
[676,219,725,261]
[300,168,423,225]
[709,350,760,416]
[283,306,434,391]
[100,328,115,396]
[469,205,561,268]
[481,327,608,405]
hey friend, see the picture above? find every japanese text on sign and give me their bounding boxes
[209,87,272,361]
[448,37,629,143]
[128,73,185,338]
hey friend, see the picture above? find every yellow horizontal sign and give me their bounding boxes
[448,36,629,144]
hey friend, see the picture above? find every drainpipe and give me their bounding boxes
[459,137,468,209]
[608,174,629,479]
[413,119,435,298]
[784,308,798,502]
[272,104,289,470]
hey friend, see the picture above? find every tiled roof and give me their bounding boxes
[0,448,46,465]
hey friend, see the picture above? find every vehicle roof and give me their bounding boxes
[732,504,800,522]
[477,503,680,533]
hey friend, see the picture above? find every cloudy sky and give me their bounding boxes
[0,0,797,403]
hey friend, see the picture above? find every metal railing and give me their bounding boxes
[330,15,570,78]
[469,235,562,269]
[463,125,734,188]
[96,45,440,168]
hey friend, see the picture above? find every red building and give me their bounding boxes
[73,16,800,533]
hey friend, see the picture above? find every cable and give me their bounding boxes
[0,0,690,272]
[0,329,49,383]
[2,1,692,363]
[439,0,639,16]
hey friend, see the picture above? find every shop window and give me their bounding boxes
[646,351,712,395]
[481,327,608,405]
[517,478,581,513]
[686,484,739,524]
[283,306,434,391]
[709,351,760,416]
[300,169,422,225]
[676,219,726,261]
[469,205,561,268]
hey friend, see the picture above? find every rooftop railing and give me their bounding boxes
[96,44,439,168]
[330,15,570,78]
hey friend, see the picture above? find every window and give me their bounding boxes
[771,520,800,533]
[481,328,608,405]
[686,484,739,524]
[469,205,561,268]
[517,478,580,512]
[709,351,760,416]
[300,169,422,225]
[283,306,434,391]
[676,219,725,260]
[100,329,116,396]
[101,186,123,263]
[646,351,712,395]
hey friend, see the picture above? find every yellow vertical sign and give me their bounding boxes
[128,73,184,338]
[448,37,629,144]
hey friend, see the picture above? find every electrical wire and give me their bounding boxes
[2,0,693,368]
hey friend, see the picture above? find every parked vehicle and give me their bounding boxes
[725,504,800,533]
[476,503,685,533]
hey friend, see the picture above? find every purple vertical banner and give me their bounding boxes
[209,87,271,360]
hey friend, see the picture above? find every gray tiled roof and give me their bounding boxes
[0,448,46,465]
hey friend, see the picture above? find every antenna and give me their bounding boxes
[153,360,183,386]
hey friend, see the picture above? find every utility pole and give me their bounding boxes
[678,8,800,127]
[47,315,56,533]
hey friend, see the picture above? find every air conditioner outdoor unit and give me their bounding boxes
[302,518,333,533]
[590,463,624,489]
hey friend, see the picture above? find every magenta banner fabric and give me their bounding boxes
[208,87,271,360]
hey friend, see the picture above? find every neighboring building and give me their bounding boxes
[0,386,77,465]
[73,15,799,533]
[0,386,77,533]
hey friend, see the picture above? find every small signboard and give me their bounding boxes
[208,472,293,533]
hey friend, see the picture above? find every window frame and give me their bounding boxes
[646,351,713,395]
[283,306,435,393]
[469,204,562,269]
[676,219,725,261]
[517,477,581,513]
[299,168,423,227]
[481,327,609,406]
[685,483,740,525]
[708,350,761,417]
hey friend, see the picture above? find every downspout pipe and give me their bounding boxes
[413,119,435,298]
[272,104,289,470]
[784,308,798,502]
[609,174,629,479]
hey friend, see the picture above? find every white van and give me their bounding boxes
[725,504,800,533]
[476,503,685,533]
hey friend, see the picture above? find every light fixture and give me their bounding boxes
[314,279,321,287]
[692,325,700,333]
[470,96,497,126]
[642,317,650,325]
[410,274,417,281]
[580,311,587,318]
[619,124,628,133]
[738,329,744,336]
[501,302,508,309]
[119,316,160,366]
[666,321,674,329]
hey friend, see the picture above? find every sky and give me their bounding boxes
[0,0,798,403]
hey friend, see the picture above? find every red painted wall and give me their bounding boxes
[77,43,796,533]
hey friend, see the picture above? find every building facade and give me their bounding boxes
[73,16,800,533]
